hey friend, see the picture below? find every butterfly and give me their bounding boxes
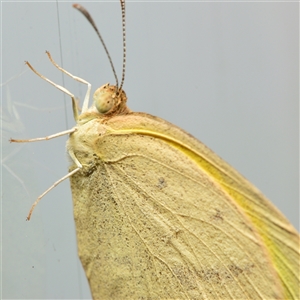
[10,1,299,299]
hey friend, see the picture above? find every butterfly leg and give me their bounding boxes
[24,147,83,220]
[26,167,81,221]
[45,51,91,114]
[25,60,80,122]
[10,128,76,143]
[68,148,83,169]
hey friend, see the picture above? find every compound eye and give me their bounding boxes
[95,94,114,113]
[93,84,115,114]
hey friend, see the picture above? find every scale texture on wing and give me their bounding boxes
[68,112,299,299]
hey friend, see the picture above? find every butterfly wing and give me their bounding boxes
[69,112,298,299]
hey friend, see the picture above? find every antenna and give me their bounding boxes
[73,2,127,92]
[119,0,126,92]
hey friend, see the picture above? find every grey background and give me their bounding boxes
[2,1,298,299]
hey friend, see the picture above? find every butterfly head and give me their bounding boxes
[93,83,129,116]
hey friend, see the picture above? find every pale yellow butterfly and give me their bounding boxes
[8,1,298,298]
